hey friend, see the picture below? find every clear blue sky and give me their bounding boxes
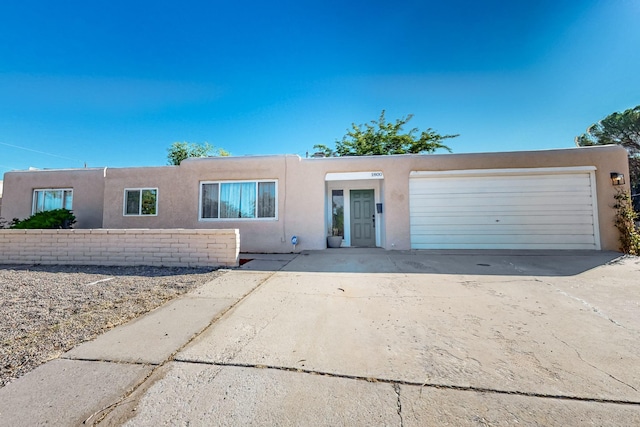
[1,0,639,174]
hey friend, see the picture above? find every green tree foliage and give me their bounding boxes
[575,106,640,151]
[167,142,230,165]
[576,105,640,210]
[314,111,457,157]
[613,190,640,255]
[11,209,76,229]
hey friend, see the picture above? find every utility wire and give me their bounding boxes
[0,141,82,162]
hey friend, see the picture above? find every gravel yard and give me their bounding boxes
[0,264,223,388]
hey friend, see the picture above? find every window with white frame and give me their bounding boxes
[32,189,73,214]
[124,188,158,216]
[200,180,276,220]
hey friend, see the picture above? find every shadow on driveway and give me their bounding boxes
[240,249,625,276]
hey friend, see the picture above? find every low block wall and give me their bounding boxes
[0,229,240,268]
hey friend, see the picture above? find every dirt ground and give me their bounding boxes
[0,264,222,387]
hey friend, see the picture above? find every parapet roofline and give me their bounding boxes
[183,153,304,163]
[5,145,625,173]
[7,167,108,173]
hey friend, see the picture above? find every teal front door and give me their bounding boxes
[350,189,375,247]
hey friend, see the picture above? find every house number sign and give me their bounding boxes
[325,171,384,181]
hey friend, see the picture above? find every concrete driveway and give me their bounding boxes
[1,250,639,426]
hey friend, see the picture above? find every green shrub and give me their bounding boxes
[613,190,640,255]
[11,209,76,229]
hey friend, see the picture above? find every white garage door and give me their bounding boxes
[409,167,600,250]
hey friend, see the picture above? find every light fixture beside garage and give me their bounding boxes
[610,172,625,186]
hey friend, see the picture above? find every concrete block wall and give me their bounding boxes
[0,229,240,268]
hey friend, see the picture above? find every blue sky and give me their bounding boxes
[1,0,639,174]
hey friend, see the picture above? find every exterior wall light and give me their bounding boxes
[610,172,625,186]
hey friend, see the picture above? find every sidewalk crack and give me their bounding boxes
[553,288,627,330]
[551,332,639,393]
[393,383,404,427]
[200,361,640,406]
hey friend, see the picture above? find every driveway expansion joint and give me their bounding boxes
[171,360,640,407]
[88,269,280,425]
[83,363,160,425]
[59,356,159,367]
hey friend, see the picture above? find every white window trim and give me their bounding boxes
[123,188,159,216]
[199,179,278,221]
[32,188,73,214]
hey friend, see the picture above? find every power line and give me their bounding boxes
[0,141,82,162]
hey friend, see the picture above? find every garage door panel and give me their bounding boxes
[410,176,591,192]
[412,187,591,199]
[411,242,597,250]
[413,182,585,195]
[409,170,599,250]
[410,224,596,235]
[410,195,593,207]
[410,205,595,215]
[410,215,595,226]
[410,189,593,198]
[411,234,596,245]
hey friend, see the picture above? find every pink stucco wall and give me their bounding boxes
[1,146,630,252]
[1,168,105,229]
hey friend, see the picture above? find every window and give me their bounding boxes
[124,188,158,216]
[200,180,276,220]
[331,189,344,236]
[32,189,73,214]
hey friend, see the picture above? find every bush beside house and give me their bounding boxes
[10,209,76,229]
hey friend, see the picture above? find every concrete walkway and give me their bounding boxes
[1,250,639,426]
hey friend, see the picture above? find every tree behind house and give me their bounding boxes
[576,105,640,211]
[314,110,458,157]
[167,142,230,165]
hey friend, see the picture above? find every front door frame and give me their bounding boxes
[325,177,383,248]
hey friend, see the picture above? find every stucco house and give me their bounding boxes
[0,145,630,252]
